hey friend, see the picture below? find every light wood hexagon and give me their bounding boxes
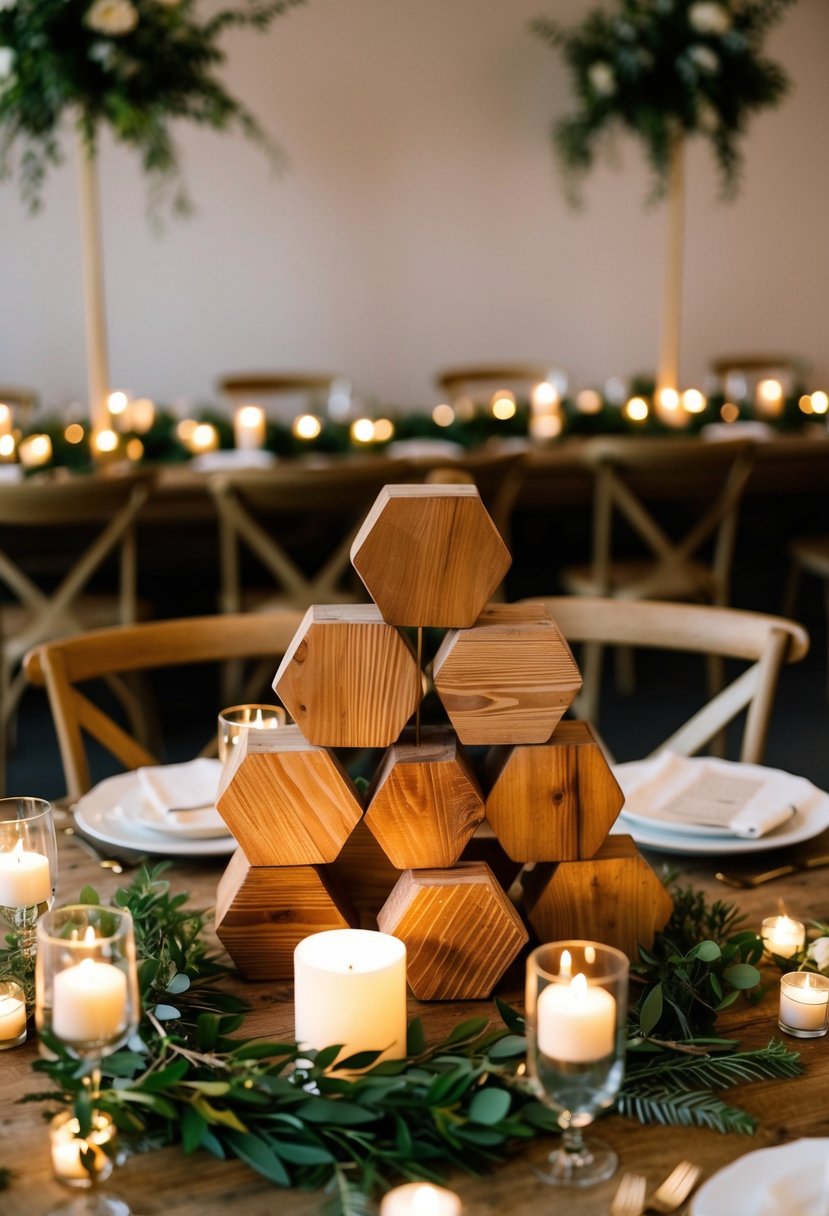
[485,721,624,862]
[350,485,511,628]
[273,604,421,747]
[433,602,582,744]
[377,862,528,1000]
[521,835,673,961]
[216,725,363,866]
[215,850,357,980]
[364,727,485,869]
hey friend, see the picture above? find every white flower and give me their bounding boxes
[688,44,719,73]
[0,46,14,80]
[588,61,616,98]
[689,3,731,36]
[0,0,16,11]
[807,937,829,973]
[85,0,139,36]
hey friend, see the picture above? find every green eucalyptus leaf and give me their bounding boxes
[639,984,664,1036]
[468,1087,511,1125]
[690,940,722,963]
[486,1034,526,1061]
[223,1131,290,1186]
[166,973,191,995]
[407,1018,426,1055]
[722,963,761,991]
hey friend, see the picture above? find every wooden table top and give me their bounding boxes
[2,829,828,1216]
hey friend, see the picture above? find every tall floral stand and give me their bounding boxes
[656,135,685,400]
[75,130,111,432]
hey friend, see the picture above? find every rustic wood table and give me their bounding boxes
[2,829,828,1216]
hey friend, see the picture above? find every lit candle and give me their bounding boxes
[537,971,616,1063]
[188,422,219,454]
[0,981,26,1049]
[50,1111,115,1186]
[0,839,51,907]
[234,404,266,451]
[778,972,829,1038]
[17,433,52,468]
[0,402,12,437]
[52,957,128,1044]
[217,703,287,763]
[294,929,407,1067]
[380,1182,463,1215]
[761,915,806,959]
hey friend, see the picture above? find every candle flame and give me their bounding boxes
[571,972,588,997]
[11,838,24,862]
[412,1186,443,1215]
[254,708,264,727]
[585,945,596,965]
[84,927,96,945]
[559,949,572,979]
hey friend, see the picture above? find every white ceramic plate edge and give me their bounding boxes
[690,1138,829,1216]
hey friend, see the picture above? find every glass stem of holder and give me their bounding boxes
[5,902,45,956]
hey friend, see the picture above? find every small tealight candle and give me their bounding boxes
[234,404,266,451]
[0,838,51,908]
[380,1182,463,1216]
[294,929,407,1067]
[50,1110,115,1187]
[0,980,27,1049]
[217,704,288,763]
[537,969,616,1063]
[52,957,128,1046]
[778,972,829,1039]
[761,915,806,960]
[17,433,52,468]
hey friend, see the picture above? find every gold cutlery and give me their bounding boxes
[716,854,829,888]
[611,1171,647,1215]
[643,1160,702,1213]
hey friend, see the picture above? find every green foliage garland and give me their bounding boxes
[2,868,803,1215]
[532,0,797,200]
[0,0,303,213]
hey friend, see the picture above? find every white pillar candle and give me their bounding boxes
[234,404,266,450]
[0,982,26,1048]
[779,972,829,1037]
[380,1182,463,1216]
[761,915,806,959]
[52,958,128,1044]
[537,972,616,1063]
[294,929,407,1066]
[0,839,51,907]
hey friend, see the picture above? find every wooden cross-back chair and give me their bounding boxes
[24,611,304,802]
[526,597,809,765]
[423,448,527,546]
[0,471,151,793]
[559,436,755,722]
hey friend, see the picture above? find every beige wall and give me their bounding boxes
[1,0,827,414]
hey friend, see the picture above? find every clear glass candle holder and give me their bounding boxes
[525,940,629,1187]
[217,703,288,763]
[0,979,27,1049]
[778,972,829,1039]
[0,797,58,955]
[50,1110,116,1188]
[761,915,806,960]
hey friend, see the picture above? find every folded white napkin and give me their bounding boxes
[136,759,228,839]
[190,449,276,472]
[616,751,806,839]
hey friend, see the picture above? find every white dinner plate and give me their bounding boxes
[610,761,829,856]
[74,771,237,858]
[690,1139,829,1215]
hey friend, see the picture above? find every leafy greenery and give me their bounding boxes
[19,870,800,1215]
[532,0,797,201]
[0,0,303,213]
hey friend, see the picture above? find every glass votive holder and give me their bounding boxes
[50,1109,116,1186]
[217,704,288,763]
[761,915,806,960]
[0,979,27,1049]
[379,1182,463,1215]
[778,972,829,1038]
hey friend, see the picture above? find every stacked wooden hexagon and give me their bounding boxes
[214,483,672,999]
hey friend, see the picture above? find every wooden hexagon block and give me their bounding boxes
[377,862,528,1000]
[433,602,582,744]
[215,850,357,980]
[216,725,363,866]
[364,727,485,869]
[327,820,402,929]
[521,835,673,960]
[485,721,623,862]
[350,485,511,628]
[273,604,421,747]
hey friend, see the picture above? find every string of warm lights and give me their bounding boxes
[0,376,826,473]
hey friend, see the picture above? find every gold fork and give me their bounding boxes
[645,1160,702,1213]
[611,1172,647,1216]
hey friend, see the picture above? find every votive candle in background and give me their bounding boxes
[234,404,266,450]
[761,915,806,959]
[294,929,407,1067]
[218,704,287,763]
[0,980,26,1049]
[17,434,52,468]
[380,1182,463,1215]
[778,972,829,1038]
